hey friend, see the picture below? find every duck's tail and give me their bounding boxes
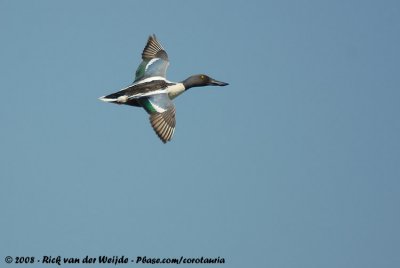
[98,93,141,107]
[98,91,125,103]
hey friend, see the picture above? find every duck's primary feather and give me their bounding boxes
[149,106,176,143]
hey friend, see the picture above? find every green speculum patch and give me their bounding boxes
[139,98,156,114]
[135,61,147,81]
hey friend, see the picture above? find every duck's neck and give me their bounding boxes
[182,76,202,90]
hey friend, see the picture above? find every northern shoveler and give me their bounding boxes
[99,34,228,143]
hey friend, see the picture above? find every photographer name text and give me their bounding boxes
[4,255,225,265]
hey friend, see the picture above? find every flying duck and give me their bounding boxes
[99,34,228,143]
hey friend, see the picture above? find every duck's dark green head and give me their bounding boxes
[182,74,229,90]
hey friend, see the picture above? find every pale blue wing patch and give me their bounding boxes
[134,58,169,82]
[147,93,174,113]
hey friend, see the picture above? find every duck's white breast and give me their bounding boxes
[166,83,185,99]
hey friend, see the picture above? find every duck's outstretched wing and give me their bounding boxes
[140,93,176,143]
[134,34,169,82]
[150,107,176,143]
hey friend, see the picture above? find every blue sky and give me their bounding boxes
[1,0,399,267]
